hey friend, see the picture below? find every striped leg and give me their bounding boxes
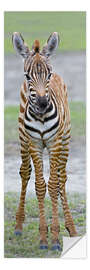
[15,141,31,235]
[58,143,77,236]
[60,181,77,236]
[31,145,48,249]
[48,157,62,251]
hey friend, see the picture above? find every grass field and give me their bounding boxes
[4,11,86,54]
[4,102,86,144]
[4,192,86,258]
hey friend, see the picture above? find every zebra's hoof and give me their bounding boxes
[40,240,48,250]
[14,230,22,236]
[51,240,62,251]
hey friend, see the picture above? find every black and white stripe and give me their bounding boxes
[24,91,60,141]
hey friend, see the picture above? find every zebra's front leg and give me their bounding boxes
[48,161,62,251]
[31,149,48,249]
[15,145,31,235]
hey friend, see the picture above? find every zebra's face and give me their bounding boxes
[12,32,60,116]
[24,54,52,115]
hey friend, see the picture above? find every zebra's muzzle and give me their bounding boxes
[36,95,48,114]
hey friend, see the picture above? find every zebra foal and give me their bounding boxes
[12,32,77,251]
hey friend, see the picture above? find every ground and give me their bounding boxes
[4,51,86,258]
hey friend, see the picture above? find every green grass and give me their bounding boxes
[4,102,86,144]
[4,192,86,258]
[4,11,86,54]
[70,102,86,137]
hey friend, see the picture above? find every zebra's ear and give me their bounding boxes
[12,32,30,59]
[42,32,60,57]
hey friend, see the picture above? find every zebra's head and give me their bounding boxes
[12,32,60,116]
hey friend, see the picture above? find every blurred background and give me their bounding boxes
[4,11,86,104]
[4,11,86,258]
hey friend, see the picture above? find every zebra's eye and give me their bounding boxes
[47,73,52,80]
[25,73,31,81]
[26,74,30,80]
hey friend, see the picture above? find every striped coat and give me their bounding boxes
[12,32,77,251]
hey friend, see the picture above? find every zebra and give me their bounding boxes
[12,32,77,251]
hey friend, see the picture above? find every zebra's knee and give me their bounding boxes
[35,179,46,200]
[59,168,67,186]
[19,163,32,181]
[48,179,59,200]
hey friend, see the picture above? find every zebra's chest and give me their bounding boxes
[24,114,59,141]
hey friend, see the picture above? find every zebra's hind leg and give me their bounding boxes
[15,143,31,236]
[59,164,77,237]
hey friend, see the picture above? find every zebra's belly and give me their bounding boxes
[24,115,59,141]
